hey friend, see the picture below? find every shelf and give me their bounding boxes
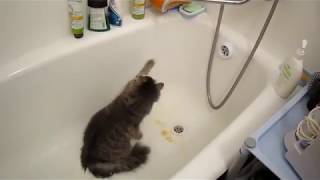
[247,86,309,180]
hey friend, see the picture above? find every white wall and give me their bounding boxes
[0,0,319,72]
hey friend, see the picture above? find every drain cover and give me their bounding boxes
[173,125,184,134]
[218,42,233,59]
[221,45,230,56]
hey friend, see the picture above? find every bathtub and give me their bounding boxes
[0,7,286,179]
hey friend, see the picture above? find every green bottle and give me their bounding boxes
[68,0,84,38]
[131,0,146,20]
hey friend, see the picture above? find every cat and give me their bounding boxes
[80,59,164,178]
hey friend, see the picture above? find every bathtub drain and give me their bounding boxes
[218,42,233,59]
[173,125,184,135]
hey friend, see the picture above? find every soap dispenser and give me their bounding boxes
[273,39,308,98]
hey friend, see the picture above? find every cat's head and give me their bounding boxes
[122,76,164,115]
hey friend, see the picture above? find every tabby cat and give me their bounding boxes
[81,60,163,178]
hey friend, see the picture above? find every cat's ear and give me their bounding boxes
[156,82,164,90]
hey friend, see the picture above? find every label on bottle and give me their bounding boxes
[281,63,292,80]
[71,16,84,29]
[132,0,145,15]
[69,0,84,32]
[68,0,82,14]
[89,7,107,30]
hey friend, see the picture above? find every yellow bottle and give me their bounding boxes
[132,0,146,19]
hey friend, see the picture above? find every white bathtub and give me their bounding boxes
[0,8,286,179]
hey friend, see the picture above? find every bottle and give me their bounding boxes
[150,0,191,13]
[108,0,122,26]
[68,0,84,38]
[273,39,308,98]
[88,0,110,31]
[132,0,146,20]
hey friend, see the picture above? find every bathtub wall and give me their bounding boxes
[0,0,319,72]
[207,0,320,72]
[0,0,70,63]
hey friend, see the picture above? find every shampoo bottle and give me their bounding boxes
[273,39,308,98]
[68,0,84,38]
[132,0,146,19]
[88,0,110,31]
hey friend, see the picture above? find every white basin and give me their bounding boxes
[0,10,286,179]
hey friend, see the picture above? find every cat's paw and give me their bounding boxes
[135,131,143,140]
[146,59,155,68]
[130,130,142,140]
[131,143,151,159]
[138,59,155,76]
[128,126,143,139]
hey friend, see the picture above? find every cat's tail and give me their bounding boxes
[86,143,150,178]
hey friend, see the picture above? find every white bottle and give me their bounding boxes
[273,39,308,98]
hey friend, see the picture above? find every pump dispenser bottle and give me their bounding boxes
[273,39,308,98]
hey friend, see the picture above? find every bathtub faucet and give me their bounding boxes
[195,0,249,5]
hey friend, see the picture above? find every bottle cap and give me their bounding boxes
[296,39,308,58]
[88,0,108,8]
[74,33,84,39]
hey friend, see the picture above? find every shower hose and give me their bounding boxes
[206,0,279,109]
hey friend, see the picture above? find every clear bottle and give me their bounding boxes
[68,0,84,38]
[273,40,308,98]
[132,0,146,20]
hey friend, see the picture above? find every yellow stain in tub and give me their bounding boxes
[153,119,175,143]
[161,129,174,143]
